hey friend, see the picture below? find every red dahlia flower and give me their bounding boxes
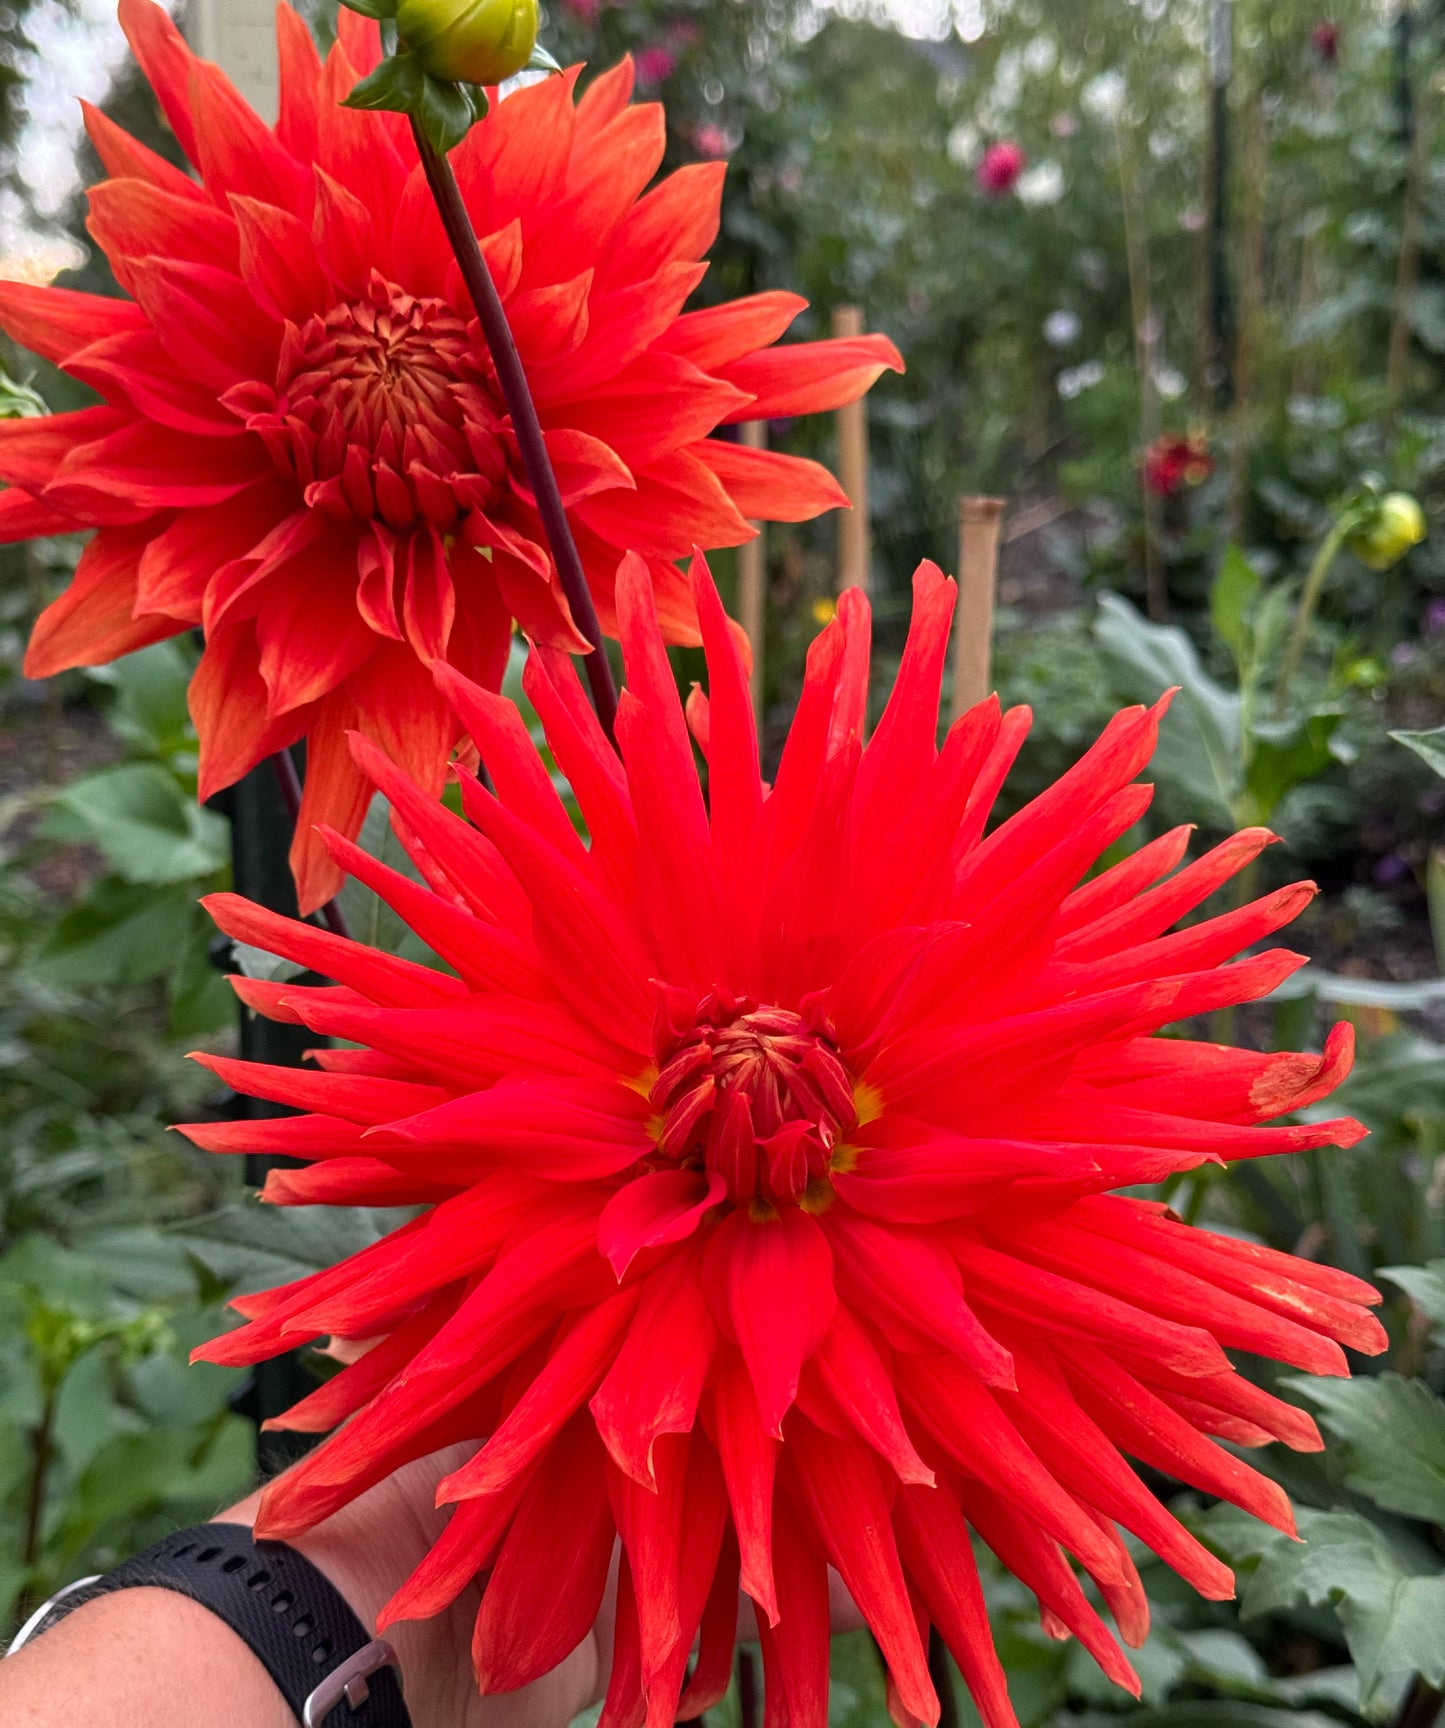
[186,554,1382,1728]
[0,1,901,911]
[1141,431,1213,499]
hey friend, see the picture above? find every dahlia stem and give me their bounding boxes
[269,749,353,941]
[411,118,621,743]
[1273,512,1354,718]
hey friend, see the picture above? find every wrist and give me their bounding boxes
[220,1445,485,1728]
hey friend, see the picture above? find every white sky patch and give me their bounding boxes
[1,0,180,283]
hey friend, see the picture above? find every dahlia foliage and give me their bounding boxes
[0,0,900,910]
[186,554,1383,1728]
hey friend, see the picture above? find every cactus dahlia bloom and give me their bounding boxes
[186,556,1382,1728]
[0,0,900,912]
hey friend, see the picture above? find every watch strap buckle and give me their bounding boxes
[303,1637,403,1726]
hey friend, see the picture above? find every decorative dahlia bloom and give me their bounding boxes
[186,555,1382,1728]
[0,0,901,911]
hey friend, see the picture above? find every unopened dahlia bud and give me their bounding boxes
[396,0,539,85]
[1349,491,1427,569]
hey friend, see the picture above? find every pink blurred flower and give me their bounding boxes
[694,122,734,159]
[563,0,600,22]
[1312,21,1340,62]
[636,45,676,84]
[977,141,1025,197]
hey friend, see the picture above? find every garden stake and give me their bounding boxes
[411,116,621,744]
[951,495,1004,722]
[738,421,768,723]
[833,305,872,595]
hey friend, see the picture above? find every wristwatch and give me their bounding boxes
[7,1522,412,1728]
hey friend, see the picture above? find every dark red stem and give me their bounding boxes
[270,749,352,940]
[411,117,621,743]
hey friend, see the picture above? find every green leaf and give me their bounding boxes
[1070,1709,1342,1728]
[1382,1261,1445,1341]
[342,50,486,152]
[1392,725,1445,778]
[44,763,228,886]
[1210,545,1260,671]
[1094,592,1242,824]
[1243,710,1342,825]
[416,71,486,153]
[177,1200,414,1298]
[85,641,198,773]
[38,880,207,990]
[1210,1505,1445,1697]
[342,49,426,116]
[1286,1372,1445,1524]
[339,0,398,17]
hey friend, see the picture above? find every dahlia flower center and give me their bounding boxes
[239,277,508,532]
[651,992,856,1207]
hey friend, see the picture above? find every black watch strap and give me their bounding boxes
[27,1523,411,1728]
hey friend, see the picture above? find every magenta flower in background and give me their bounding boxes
[1312,21,1340,63]
[977,141,1026,197]
[636,44,676,83]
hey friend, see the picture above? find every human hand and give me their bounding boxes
[225,1443,616,1728]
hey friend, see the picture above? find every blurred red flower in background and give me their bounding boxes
[1142,431,1213,498]
[1312,20,1341,63]
[0,0,900,910]
[187,554,1381,1728]
[977,141,1026,197]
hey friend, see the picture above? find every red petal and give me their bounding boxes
[118,0,202,166]
[0,279,146,364]
[704,1206,836,1438]
[696,439,849,522]
[708,1351,779,1625]
[895,1486,1020,1728]
[81,97,205,200]
[825,1213,1014,1386]
[598,1169,726,1278]
[756,1492,830,1728]
[720,332,904,422]
[472,1416,615,1692]
[201,891,463,1009]
[591,1249,718,1487]
[439,1289,640,1502]
[787,1427,938,1726]
[813,1306,932,1485]
[25,524,178,676]
[377,1076,655,1181]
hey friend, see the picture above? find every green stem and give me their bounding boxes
[22,1391,55,1571]
[1274,513,1355,716]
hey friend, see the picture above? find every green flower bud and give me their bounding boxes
[1348,491,1427,570]
[395,0,539,86]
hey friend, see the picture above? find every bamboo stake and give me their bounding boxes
[951,497,1005,722]
[737,422,768,722]
[833,305,872,595]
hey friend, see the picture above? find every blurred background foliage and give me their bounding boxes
[0,1,1443,1726]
